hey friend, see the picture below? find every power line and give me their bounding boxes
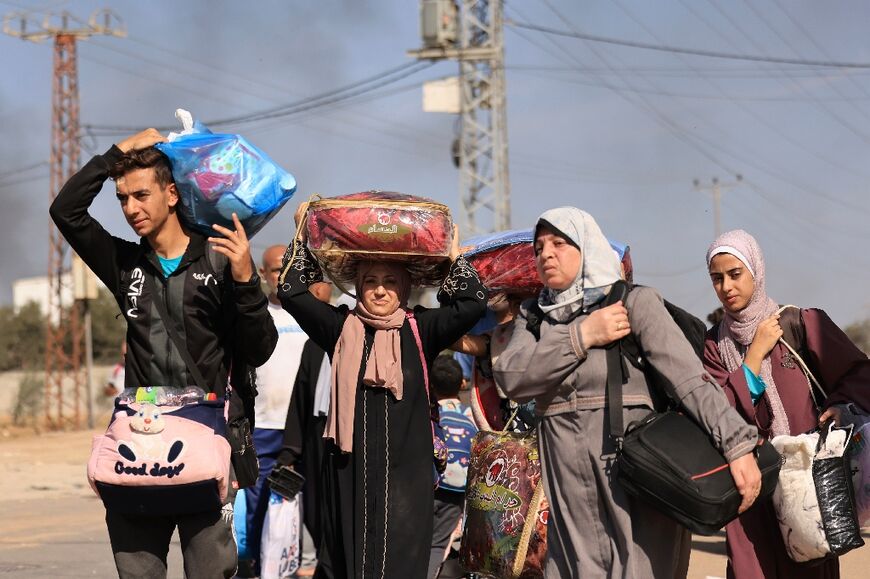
[507,62,870,79]
[83,61,435,134]
[83,36,453,160]
[527,0,870,232]
[0,170,49,190]
[510,68,870,103]
[507,19,870,69]
[771,0,870,106]
[611,0,870,180]
[0,159,48,179]
[698,0,870,144]
[741,0,870,126]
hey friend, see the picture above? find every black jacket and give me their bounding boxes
[49,145,277,396]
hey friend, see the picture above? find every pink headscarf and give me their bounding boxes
[325,261,411,453]
[706,230,790,436]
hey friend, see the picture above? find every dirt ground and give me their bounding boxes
[0,424,867,578]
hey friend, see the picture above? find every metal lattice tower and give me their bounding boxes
[411,0,510,235]
[3,9,125,429]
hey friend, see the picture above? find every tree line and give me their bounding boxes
[0,290,126,372]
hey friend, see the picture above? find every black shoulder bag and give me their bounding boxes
[602,282,782,535]
[151,289,260,489]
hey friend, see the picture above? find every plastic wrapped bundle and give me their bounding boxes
[465,230,542,293]
[461,429,548,579]
[465,229,632,293]
[305,191,452,286]
[156,121,296,238]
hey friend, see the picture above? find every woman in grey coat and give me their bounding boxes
[493,207,763,578]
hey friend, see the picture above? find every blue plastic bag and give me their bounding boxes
[464,229,534,257]
[465,228,628,260]
[156,123,296,238]
[234,488,250,560]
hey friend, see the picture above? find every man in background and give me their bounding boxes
[238,244,316,577]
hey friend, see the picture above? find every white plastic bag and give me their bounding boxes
[771,423,864,562]
[260,490,301,579]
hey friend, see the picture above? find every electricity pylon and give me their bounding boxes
[3,8,125,429]
[410,0,510,235]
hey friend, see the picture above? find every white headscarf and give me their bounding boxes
[536,207,622,322]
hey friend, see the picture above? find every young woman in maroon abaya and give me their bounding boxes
[277,217,486,579]
[703,229,870,579]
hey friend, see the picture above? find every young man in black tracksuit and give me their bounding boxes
[49,128,278,578]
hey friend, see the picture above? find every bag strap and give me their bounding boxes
[606,343,626,450]
[406,311,439,426]
[512,482,546,578]
[775,305,826,410]
[151,281,210,394]
[499,405,522,435]
[602,281,632,450]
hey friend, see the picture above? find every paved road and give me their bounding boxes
[1,428,867,578]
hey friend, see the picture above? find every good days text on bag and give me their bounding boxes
[87,397,231,516]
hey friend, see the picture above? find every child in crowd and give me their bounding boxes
[428,356,478,579]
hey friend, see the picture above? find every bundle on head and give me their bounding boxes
[463,229,543,294]
[305,191,453,287]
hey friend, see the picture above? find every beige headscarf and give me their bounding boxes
[535,207,622,322]
[325,261,411,453]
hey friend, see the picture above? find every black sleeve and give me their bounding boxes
[277,340,319,467]
[277,240,348,355]
[231,278,278,368]
[417,255,488,361]
[48,145,133,296]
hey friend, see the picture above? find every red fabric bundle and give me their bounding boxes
[305,191,453,286]
[468,243,542,293]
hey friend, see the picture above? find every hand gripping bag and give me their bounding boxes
[460,429,548,579]
[305,191,453,286]
[617,410,782,535]
[156,111,296,238]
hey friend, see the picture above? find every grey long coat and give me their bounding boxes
[493,286,758,579]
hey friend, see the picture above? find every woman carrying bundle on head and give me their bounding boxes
[703,229,870,579]
[277,203,487,579]
[492,207,763,578]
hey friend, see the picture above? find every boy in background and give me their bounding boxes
[428,356,478,579]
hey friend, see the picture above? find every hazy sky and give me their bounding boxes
[1,0,869,327]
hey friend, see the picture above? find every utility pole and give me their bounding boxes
[3,9,125,429]
[409,0,510,235]
[693,175,742,239]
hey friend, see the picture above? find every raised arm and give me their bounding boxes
[415,255,488,360]
[277,239,347,355]
[48,145,130,295]
[450,334,489,357]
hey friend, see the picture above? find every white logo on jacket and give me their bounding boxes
[126,268,144,318]
[192,273,216,287]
